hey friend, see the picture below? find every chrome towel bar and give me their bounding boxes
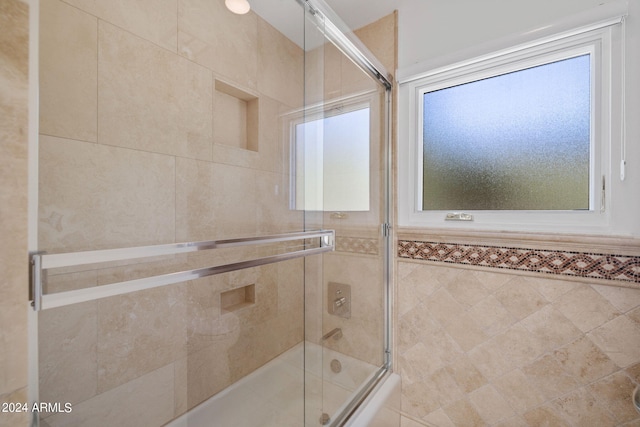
[30,230,335,311]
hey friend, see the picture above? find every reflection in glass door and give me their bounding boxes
[300,1,392,424]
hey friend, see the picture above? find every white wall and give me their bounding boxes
[397,0,626,69]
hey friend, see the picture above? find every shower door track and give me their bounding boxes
[30,230,335,311]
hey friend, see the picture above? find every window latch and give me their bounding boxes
[445,212,474,221]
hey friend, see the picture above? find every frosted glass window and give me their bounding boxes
[422,54,591,211]
[294,107,370,211]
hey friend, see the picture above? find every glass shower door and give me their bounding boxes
[299,1,392,424]
[32,0,390,425]
[35,0,313,425]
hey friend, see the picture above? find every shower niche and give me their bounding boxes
[213,79,259,152]
[220,283,256,314]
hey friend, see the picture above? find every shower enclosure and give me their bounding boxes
[30,0,393,425]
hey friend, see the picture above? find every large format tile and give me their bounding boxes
[0,294,28,398]
[276,259,304,312]
[39,136,176,251]
[40,0,97,142]
[256,96,292,174]
[44,364,175,427]
[210,162,259,238]
[173,357,188,417]
[321,253,384,365]
[96,285,187,393]
[303,42,341,105]
[339,50,379,97]
[178,0,258,88]
[185,276,223,354]
[39,302,98,406]
[98,22,212,160]
[62,0,178,51]
[175,157,218,242]
[257,18,303,108]
[185,340,234,409]
[0,0,29,399]
[256,170,303,235]
[0,388,28,427]
[354,13,396,76]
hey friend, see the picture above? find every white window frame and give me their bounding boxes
[398,22,625,235]
[286,91,377,212]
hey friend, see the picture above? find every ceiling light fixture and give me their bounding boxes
[225,0,250,15]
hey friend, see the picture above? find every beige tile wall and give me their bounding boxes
[38,0,305,424]
[39,0,97,142]
[321,252,385,366]
[0,1,30,426]
[396,261,640,427]
[98,20,213,160]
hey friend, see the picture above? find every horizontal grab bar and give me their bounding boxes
[31,230,335,311]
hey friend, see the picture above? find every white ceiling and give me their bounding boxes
[251,0,627,71]
[324,0,397,31]
[250,0,395,49]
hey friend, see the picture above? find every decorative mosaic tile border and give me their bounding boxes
[398,240,640,284]
[336,237,379,255]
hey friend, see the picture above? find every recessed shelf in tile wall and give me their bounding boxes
[214,80,259,152]
[221,284,256,313]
